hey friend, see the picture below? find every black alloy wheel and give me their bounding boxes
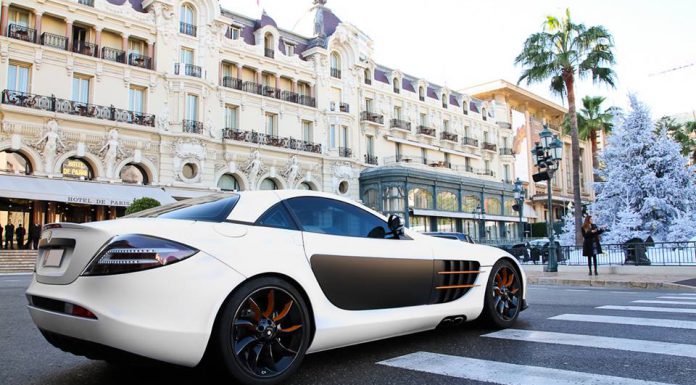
[482,259,522,328]
[214,277,310,385]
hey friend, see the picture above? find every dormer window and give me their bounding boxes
[285,42,295,56]
[226,25,241,40]
[442,93,447,109]
[264,33,274,58]
[364,69,372,85]
[330,52,341,79]
[418,86,425,101]
[393,77,400,94]
[463,100,469,115]
[180,4,197,36]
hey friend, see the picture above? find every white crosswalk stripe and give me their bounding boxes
[633,300,696,306]
[550,314,696,329]
[482,329,696,358]
[378,351,678,385]
[658,296,696,300]
[597,305,696,314]
[674,293,696,296]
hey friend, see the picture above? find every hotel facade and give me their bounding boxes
[0,0,593,240]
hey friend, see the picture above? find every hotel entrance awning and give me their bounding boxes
[0,175,176,207]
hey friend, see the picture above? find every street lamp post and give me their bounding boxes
[531,125,563,272]
[473,204,485,241]
[513,178,526,241]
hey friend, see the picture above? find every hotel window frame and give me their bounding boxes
[8,62,31,93]
[286,42,295,57]
[302,120,313,142]
[128,85,146,113]
[185,94,199,121]
[225,105,238,130]
[71,74,90,104]
[180,47,194,65]
[265,113,277,136]
[180,4,196,27]
[8,7,30,26]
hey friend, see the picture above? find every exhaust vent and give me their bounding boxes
[431,260,480,304]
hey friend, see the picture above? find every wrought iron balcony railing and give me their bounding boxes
[72,41,99,57]
[1,89,155,127]
[222,129,322,154]
[262,85,280,99]
[298,95,316,108]
[365,78,372,85]
[364,154,378,165]
[482,142,498,151]
[339,103,350,113]
[417,125,436,137]
[462,136,479,147]
[441,131,458,142]
[8,24,36,43]
[338,147,352,158]
[40,32,68,50]
[222,76,243,90]
[78,0,94,6]
[182,119,204,134]
[390,119,411,131]
[129,53,152,69]
[180,22,197,36]
[360,111,384,124]
[500,147,514,156]
[102,47,126,63]
[280,90,298,103]
[243,81,263,95]
[330,68,341,79]
[174,63,202,78]
[265,49,275,58]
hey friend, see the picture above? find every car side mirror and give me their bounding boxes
[387,214,404,238]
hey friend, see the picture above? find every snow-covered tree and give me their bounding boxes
[591,95,696,243]
[558,203,577,246]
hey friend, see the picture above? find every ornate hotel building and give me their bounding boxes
[0,0,593,240]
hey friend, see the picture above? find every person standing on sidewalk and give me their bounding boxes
[16,224,26,250]
[582,215,606,276]
[4,221,15,249]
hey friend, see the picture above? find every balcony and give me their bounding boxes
[222,76,243,90]
[175,63,202,78]
[338,147,352,158]
[500,148,514,156]
[339,102,349,113]
[390,119,411,131]
[40,32,68,50]
[243,81,263,95]
[262,85,280,99]
[482,142,497,152]
[1,89,155,127]
[330,68,341,79]
[280,90,298,103]
[361,111,384,124]
[265,49,275,59]
[8,24,36,43]
[393,87,400,94]
[78,0,94,5]
[102,47,126,64]
[72,41,99,57]
[180,22,197,37]
[225,26,239,40]
[462,136,479,147]
[182,119,204,134]
[417,125,436,137]
[365,78,372,85]
[298,95,316,108]
[129,53,152,69]
[441,131,458,142]
[364,154,378,165]
[477,169,495,177]
[222,130,322,154]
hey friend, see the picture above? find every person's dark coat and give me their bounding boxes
[582,224,605,256]
[3,223,13,238]
[16,225,26,247]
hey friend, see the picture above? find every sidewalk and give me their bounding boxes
[523,265,696,291]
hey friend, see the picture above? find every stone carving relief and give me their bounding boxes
[32,120,66,175]
[282,155,301,188]
[172,138,206,183]
[157,103,170,131]
[99,129,126,179]
[242,150,265,190]
[332,161,353,194]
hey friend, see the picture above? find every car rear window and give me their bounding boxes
[126,193,239,222]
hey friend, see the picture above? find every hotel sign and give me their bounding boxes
[66,196,133,207]
[62,159,90,179]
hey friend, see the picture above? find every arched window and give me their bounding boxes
[463,99,469,115]
[364,69,372,85]
[485,197,502,215]
[180,4,196,36]
[264,33,274,58]
[218,174,241,191]
[330,52,341,79]
[298,182,313,191]
[418,86,425,101]
[260,178,278,190]
[504,199,515,216]
[442,93,448,109]
[436,191,457,211]
[382,186,404,212]
[408,187,433,209]
[462,195,480,212]
[393,77,400,94]
[61,157,94,180]
[0,150,32,175]
[120,163,149,185]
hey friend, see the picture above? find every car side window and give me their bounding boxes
[256,202,298,230]
[285,197,390,239]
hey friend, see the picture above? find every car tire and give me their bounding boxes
[213,277,311,385]
[481,259,522,329]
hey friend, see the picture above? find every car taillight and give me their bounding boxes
[82,234,198,276]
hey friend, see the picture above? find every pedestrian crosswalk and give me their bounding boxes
[378,290,696,385]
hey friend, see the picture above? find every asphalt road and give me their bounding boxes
[2,274,696,385]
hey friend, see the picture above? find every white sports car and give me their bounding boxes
[26,190,527,384]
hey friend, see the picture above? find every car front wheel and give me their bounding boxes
[481,259,522,328]
[213,277,311,385]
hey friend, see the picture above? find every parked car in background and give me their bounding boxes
[497,243,531,262]
[528,239,564,264]
[424,232,476,244]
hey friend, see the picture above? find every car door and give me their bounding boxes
[284,196,433,311]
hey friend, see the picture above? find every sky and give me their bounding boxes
[219,0,696,118]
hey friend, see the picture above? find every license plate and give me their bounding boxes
[43,249,64,267]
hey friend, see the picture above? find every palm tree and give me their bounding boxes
[515,8,616,244]
[562,96,615,178]
[655,116,696,159]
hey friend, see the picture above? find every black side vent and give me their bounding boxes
[430,260,481,304]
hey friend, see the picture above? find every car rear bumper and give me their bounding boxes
[26,252,246,367]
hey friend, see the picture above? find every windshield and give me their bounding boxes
[126,193,240,222]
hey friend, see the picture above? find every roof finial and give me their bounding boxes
[313,0,327,6]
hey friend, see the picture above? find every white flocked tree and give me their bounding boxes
[558,203,577,246]
[591,95,696,243]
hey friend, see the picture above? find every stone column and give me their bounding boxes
[95,27,102,52]
[219,62,224,85]
[291,79,297,94]
[32,201,43,225]
[34,11,43,42]
[47,202,56,224]
[65,19,73,51]
[236,63,243,80]
[0,2,9,39]
[121,33,129,53]
[95,206,105,222]
[147,40,154,70]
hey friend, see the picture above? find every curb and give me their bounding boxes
[527,276,696,291]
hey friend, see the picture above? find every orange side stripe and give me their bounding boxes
[437,270,482,275]
[435,284,478,290]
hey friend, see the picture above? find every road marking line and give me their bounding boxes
[674,293,696,296]
[597,305,696,314]
[483,329,696,358]
[634,300,696,306]
[658,296,696,300]
[565,289,589,292]
[550,314,696,329]
[611,291,640,294]
[378,351,676,385]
